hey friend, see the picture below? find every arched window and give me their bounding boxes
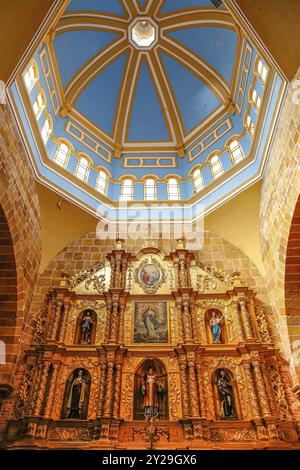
[76,157,89,182]
[229,140,245,164]
[193,168,204,193]
[54,142,69,168]
[96,170,108,195]
[167,178,180,200]
[144,178,157,201]
[246,115,255,136]
[257,59,268,84]
[33,93,46,120]
[24,64,38,92]
[251,89,261,110]
[120,178,134,201]
[41,118,52,144]
[210,155,223,179]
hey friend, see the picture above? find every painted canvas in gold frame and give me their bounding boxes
[133,302,168,344]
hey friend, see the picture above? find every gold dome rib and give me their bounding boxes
[56,12,129,35]
[147,0,164,17]
[120,0,138,18]
[65,37,128,106]
[113,48,140,153]
[158,7,234,27]
[148,50,184,151]
[159,36,230,104]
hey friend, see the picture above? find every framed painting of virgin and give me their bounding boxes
[133,302,168,344]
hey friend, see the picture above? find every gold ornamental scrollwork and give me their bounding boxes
[168,374,181,420]
[121,374,134,421]
[134,257,167,294]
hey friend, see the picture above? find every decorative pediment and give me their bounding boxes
[67,263,110,294]
[191,261,244,294]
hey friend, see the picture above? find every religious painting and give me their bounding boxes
[134,302,168,343]
[134,359,168,420]
[134,257,166,294]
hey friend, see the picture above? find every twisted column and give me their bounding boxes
[97,363,107,418]
[239,296,254,340]
[188,361,200,417]
[231,301,245,341]
[182,300,193,342]
[118,303,125,344]
[103,362,114,418]
[44,363,60,418]
[243,361,260,418]
[110,300,119,343]
[113,364,122,419]
[58,301,71,343]
[251,359,271,417]
[180,362,190,418]
[33,360,51,416]
[49,298,63,341]
[175,299,184,343]
[196,364,205,418]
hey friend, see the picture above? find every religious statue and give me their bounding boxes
[209,310,223,344]
[142,368,164,417]
[79,311,94,344]
[216,370,236,419]
[64,369,88,419]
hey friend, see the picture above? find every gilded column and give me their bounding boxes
[105,295,112,342]
[118,303,125,344]
[175,298,184,343]
[49,298,63,341]
[97,363,107,418]
[113,364,122,419]
[46,297,57,341]
[187,361,200,417]
[196,363,205,418]
[239,295,254,340]
[103,362,114,418]
[260,361,278,416]
[44,363,60,418]
[110,299,119,343]
[33,360,51,416]
[243,361,260,418]
[58,300,71,343]
[231,301,245,341]
[182,299,193,342]
[180,362,190,418]
[251,359,271,417]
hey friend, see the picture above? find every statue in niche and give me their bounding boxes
[62,369,90,419]
[142,367,164,418]
[206,309,226,344]
[75,310,96,345]
[215,369,236,419]
[134,360,168,420]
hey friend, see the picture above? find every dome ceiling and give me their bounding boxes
[8,0,286,221]
[53,0,237,155]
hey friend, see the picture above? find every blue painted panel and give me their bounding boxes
[75,52,127,136]
[220,152,232,172]
[88,169,97,187]
[160,0,213,15]
[66,0,126,16]
[168,27,237,84]
[67,155,78,173]
[128,60,170,141]
[54,31,120,89]
[158,183,168,199]
[161,52,221,133]
[135,183,145,199]
[202,166,213,185]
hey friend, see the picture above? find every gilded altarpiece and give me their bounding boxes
[6,243,300,449]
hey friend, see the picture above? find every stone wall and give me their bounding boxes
[260,68,300,383]
[0,104,41,435]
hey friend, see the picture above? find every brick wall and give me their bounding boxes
[260,68,300,383]
[0,103,41,435]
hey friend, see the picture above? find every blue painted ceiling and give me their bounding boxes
[52,0,238,146]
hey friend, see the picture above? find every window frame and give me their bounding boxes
[96,170,109,195]
[144,178,157,201]
[76,156,90,182]
[210,154,224,179]
[167,177,180,201]
[54,142,70,168]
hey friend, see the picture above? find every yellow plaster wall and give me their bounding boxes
[38,181,263,275]
[0,0,56,82]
